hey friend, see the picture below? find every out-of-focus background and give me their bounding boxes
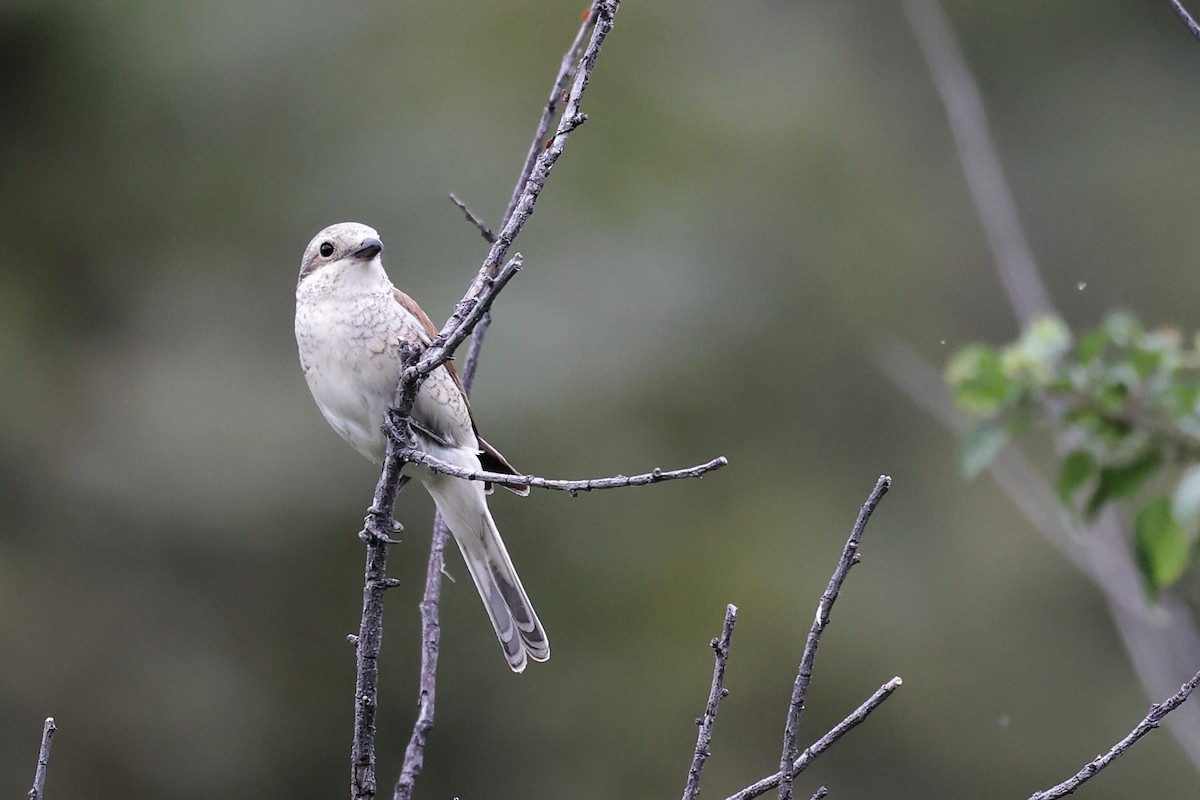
[3,1,1199,797]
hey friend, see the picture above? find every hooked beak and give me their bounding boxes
[353,238,384,260]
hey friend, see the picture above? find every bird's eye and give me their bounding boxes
[319,242,335,257]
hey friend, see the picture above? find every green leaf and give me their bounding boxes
[1164,383,1200,418]
[1076,327,1110,365]
[1085,448,1163,518]
[1134,497,1191,590]
[1057,450,1097,505]
[946,345,1012,415]
[1128,347,1162,379]
[960,425,1010,479]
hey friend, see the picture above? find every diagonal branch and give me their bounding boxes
[900,0,1053,327]
[775,475,891,800]
[1026,667,1200,800]
[398,448,728,496]
[726,677,903,800]
[892,0,1200,771]
[1170,0,1200,41]
[681,604,738,800]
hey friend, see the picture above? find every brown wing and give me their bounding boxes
[394,288,529,497]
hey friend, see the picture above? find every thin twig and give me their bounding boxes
[27,717,55,800]
[393,515,449,800]
[809,789,828,800]
[398,447,728,496]
[402,0,620,391]
[1170,0,1200,41]
[726,678,903,800]
[900,0,1053,326]
[1026,667,1200,800]
[681,604,738,800]
[402,255,524,386]
[502,7,595,226]
[448,193,496,244]
[776,476,891,800]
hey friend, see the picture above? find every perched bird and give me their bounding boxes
[294,221,549,672]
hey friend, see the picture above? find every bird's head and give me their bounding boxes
[298,222,386,286]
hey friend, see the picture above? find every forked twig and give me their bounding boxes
[726,678,902,800]
[776,476,891,799]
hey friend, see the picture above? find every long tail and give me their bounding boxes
[422,459,549,673]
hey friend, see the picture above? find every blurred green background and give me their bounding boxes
[3,1,1199,797]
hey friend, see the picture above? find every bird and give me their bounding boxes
[294,221,549,672]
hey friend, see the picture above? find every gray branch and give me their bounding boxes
[27,717,56,800]
[725,678,903,800]
[681,604,738,800]
[1170,0,1200,41]
[398,447,728,496]
[776,475,891,800]
[1026,667,1200,800]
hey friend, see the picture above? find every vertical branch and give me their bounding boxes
[352,451,407,800]
[681,604,738,800]
[776,476,891,800]
[393,516,449,800]
[27,717,56,800]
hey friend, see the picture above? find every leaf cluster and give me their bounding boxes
[946,312,1200,590]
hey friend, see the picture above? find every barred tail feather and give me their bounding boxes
[423,456,549,672]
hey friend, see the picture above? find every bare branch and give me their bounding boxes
[681,604,738,800]
[502,7,595,226]
[402,0,620,390]
[900,0,1053,326]
[369,5,624,799]
[809,788,828,800]
[726,678,903,800]
[397,447,728,496]
[27,717,55,800]
[403,254,524,386]
[448,193,496,245]
[776,475,891,800]
[393,516,449,800]
[1170,0,1200,41]
[1027,667,1200,800]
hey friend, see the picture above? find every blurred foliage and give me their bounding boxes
[3,1,1200,798]
[948,312,1200,589]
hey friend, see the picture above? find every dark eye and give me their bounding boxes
[319,241,335,257]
